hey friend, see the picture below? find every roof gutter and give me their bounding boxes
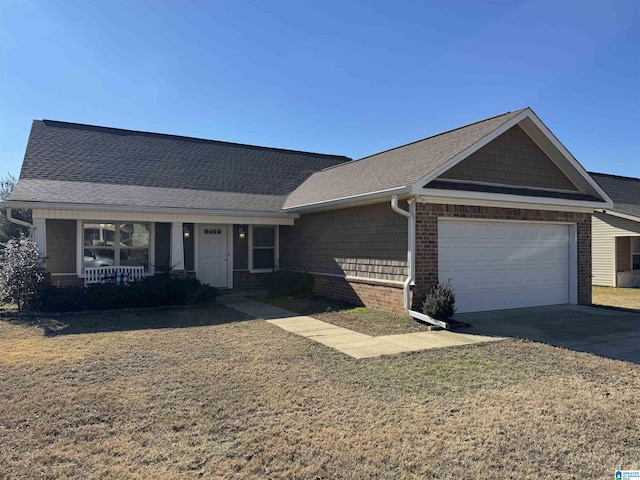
[594,208,640,223]
[6,207,34,238]
[3,200,297,219]
[390,195,449,330]
[284,186,410,213]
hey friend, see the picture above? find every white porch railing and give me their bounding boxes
[84,266,145,286]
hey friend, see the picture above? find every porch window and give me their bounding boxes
[250,226,277,271]
[83,222,151,272]
[633,237,640,271]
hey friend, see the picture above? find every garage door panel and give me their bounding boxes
[438,220,570,313]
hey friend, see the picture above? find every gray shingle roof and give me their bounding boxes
[284,109,526,209]
[9,120,350,212]
[590,172,640,218]
[9,179,288,214]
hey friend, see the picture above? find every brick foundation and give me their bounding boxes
[414,203,592,307]
[311,274,407,316]
[233,270,266,289]
[49,274,84,287]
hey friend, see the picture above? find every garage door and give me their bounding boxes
[438,220,570,313]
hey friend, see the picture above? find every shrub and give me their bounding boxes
[0,236,46,312]
[39,285,86,312]
[263,270,314,297]
[421,280,456,320]
[38,275,217,312]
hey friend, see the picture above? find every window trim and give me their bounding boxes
[78,221,155,277]
[248,225,279,273]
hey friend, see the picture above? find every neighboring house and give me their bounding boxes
[590,173,640,288]
[4,108,612,318]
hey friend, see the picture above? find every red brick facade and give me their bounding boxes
[49,274,84,287]
[311,274,407,316]
[233,270,265,289]
[414,203,592,307]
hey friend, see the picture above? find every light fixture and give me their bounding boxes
[183,226,190,239]
[239,227,246,239]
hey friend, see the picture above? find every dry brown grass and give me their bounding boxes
[593,286,640,311]
[1,303,639,479]
[256,295,430,336]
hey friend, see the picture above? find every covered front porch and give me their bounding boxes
[32,208,294,289]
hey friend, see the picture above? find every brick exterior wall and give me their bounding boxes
[311,274,407,316]
[414,203,592,308]
[49,274,84,287]
[233,270,266,289]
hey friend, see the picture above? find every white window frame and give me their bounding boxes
[78,221,155,276]
[248,225,279,273]
[632,236,640,271]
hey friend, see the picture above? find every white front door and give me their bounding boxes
[197,225,228,288]
[438,220,570,313]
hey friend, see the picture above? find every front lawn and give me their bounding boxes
[256,294,431,336]
[1,304,639,479]
[593,286,640,311]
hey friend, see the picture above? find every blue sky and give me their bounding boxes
[1,0,638,179]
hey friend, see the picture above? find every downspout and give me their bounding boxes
[6,208,34,238]
[391,195,450,330]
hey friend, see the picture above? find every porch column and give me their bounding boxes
[32,218,47,265]
[170,222,185,271]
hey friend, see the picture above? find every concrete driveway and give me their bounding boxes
[454,305,640,364]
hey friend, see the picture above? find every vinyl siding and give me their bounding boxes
[592,212,640,286]
[439,125,578,191]
[280,202,408,282]
[46,219,76,274]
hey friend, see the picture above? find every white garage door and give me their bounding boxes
[438,220,570,313]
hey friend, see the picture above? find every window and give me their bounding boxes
[83,222,151,272]
[250,226,277,271]
[633,237,640,271]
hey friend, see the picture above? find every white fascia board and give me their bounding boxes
[419,189,606,212]
[410,108,532,192]
[8,200,297,220]
[594,208,640,223]
[523,112,614,206]
[283,186,410,213]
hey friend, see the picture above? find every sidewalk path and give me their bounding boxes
[220,295,502,359]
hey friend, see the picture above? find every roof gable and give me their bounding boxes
[285,107,611,211]
[436,124,579,191]
[284,109,525,209]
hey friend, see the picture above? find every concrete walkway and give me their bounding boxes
[220,294,502,359]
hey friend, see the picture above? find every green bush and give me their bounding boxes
[263,270,314,297]
[38,275,217,312]
[38,285,86,312]
[421,280,456,320]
